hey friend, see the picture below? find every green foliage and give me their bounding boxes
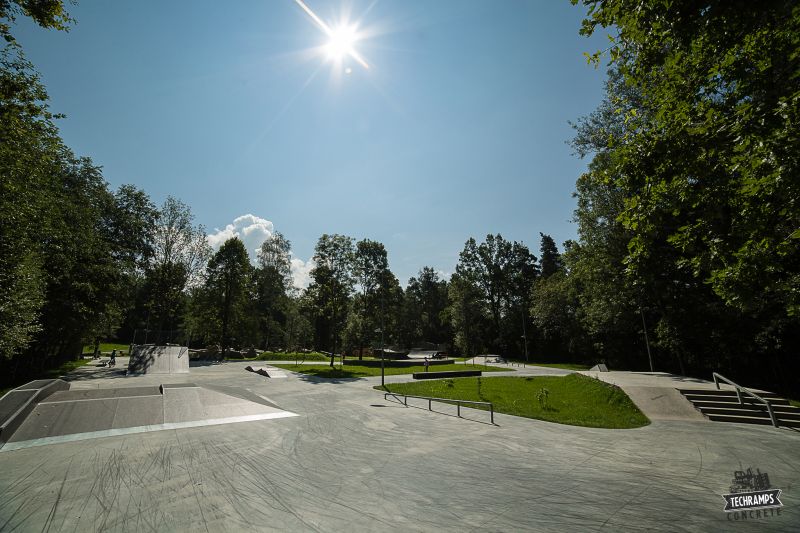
[256,351,329,361]
[562,0,800,395]
[380,374,649,429]
[203,238,254,352]
[400,267,451,348]
[450,234,537,355]
[536,387,550,409]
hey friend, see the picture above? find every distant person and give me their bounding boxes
[424,357,429,372]
[109,349,116,367]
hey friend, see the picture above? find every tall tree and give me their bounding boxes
[254,232,292,348]
[204,238,253,357]
[143,196,210,336]
[401,267,451,348]
[352,239,388,358]
[539,234,563,278]
[572,0,800,392]
[454,235,537,354]
[308,234,355,366]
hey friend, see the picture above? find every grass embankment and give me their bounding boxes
[255,351,330,361]
[82,342,129,354]
[273,363,509,379]
[1,358,92,397]
[376,374,649,429]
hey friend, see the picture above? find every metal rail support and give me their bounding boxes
[712,372,779,428]
[383,392,495,425]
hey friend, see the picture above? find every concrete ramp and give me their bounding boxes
[1,382,296,451]
[128,344,189,374]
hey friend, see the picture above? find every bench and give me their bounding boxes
[412,370,482,380]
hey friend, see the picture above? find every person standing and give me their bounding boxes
[424,357,429,372]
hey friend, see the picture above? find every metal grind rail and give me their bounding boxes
[384,392,494,424]
[712,372,779,428]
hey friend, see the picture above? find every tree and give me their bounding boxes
[454,235,537,354]
[572,0,800,393]
[308,234,355,366]
[204,238,253,356]
[539,234,563,278]
[401,267,451,349]
[352,239,388,358]
[577,0,800,313]
[255,232,292,348]
[144,196,210,335]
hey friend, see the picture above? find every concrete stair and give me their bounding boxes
[678,388,800,428]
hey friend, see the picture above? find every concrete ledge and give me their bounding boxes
[412,370,482,380]
[0,379,69,444]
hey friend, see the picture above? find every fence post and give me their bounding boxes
[457,403,461,417]
[490,404,494,425]
[428,399,431,411]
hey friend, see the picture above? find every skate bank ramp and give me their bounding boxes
[0,380,296,451]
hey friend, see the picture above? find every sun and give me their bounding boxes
[295,0,370,70]
[325,24,358,62]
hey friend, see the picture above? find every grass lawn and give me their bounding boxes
[1,358,92,397]
[790,399,800,408]
[375,374,649,429]
[256,351,330,362]
[272,363,510,379]
[82,342,129,354]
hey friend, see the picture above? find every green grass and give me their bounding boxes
[1,358,93,397]
[789,399,800,408]
[82,342,129,354]
[256,351,330,361]
[375,374,649,429]
[272,362,509,379]
[44,358,92,379]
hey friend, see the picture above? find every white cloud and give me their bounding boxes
[290,256,315,290]
[207,214,274,260]
[207,214,314,289]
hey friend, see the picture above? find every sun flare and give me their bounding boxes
[325,24,358,61]
[295,0,370,70]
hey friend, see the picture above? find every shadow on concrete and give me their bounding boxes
[287,370,367,385]
[62,368,129,383]
[633,372,710,383]
[189,359,225,367]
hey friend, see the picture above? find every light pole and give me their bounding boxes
[521,316,528,368]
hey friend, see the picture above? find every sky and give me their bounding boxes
[14,0,609,288]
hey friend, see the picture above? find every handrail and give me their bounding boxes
[383,391,494,424]
[712,372,778,428]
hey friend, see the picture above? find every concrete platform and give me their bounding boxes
[0,362,797,531]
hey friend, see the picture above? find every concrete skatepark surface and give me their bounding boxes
[0,359,797,531]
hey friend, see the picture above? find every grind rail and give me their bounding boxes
[712,372,778,428]
[384,392,494,424]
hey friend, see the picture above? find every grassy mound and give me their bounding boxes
[377,374,649,429]
[256,351,330,361]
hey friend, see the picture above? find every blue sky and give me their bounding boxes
[15,0,608,287]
